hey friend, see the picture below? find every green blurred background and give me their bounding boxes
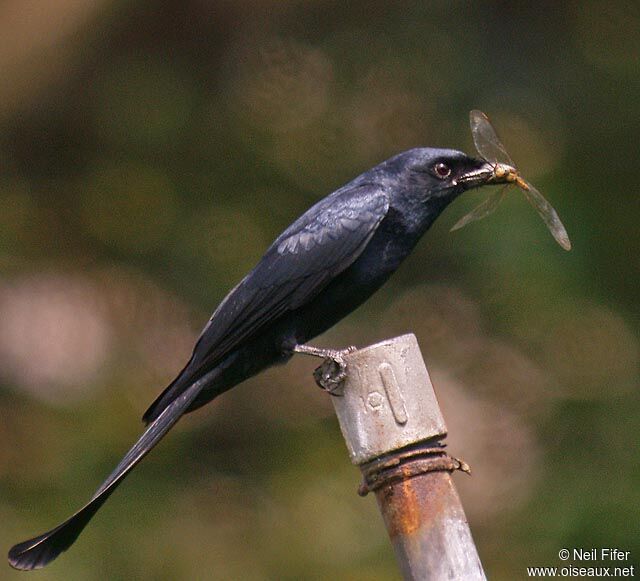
[1,1,638,579]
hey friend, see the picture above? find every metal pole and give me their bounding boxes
[330,334,486,581]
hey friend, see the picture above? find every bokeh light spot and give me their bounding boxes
[229,36,334,133]
[0,273,112,400]
[542,302,639,398]
[81,162,178,254]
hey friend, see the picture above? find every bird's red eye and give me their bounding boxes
[433,162,451,179]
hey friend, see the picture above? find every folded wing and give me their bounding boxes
[143,184,390,423]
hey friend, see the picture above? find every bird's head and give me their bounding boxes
[384,147,495,199]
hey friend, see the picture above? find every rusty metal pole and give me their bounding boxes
[330,334,486,581]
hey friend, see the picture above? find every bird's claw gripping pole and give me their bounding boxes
[293,344,357,395]
[324,334,486,581]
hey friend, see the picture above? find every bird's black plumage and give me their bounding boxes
[9,147,495,570]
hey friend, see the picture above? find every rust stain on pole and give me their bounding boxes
[379,472,451,537]
[380,476,422,537]
[374,469,483,580]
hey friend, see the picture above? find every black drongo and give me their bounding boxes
[9,144,510,570]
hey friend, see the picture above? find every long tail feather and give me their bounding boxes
[8,371,213,571]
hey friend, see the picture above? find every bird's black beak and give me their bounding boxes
[456,160,496,189]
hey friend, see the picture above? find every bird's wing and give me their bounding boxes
[143,185,389,423]
[199,184,390,357]
[8,371,212,570]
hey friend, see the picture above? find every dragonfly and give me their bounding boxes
[452,110,572,251]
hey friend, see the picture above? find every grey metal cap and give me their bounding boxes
[332,334,448,465]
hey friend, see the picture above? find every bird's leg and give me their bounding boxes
[293,344,357,395]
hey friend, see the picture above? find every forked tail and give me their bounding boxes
[8,371,214,570]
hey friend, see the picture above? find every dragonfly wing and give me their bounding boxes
[521,179,572,251]
[450,186,508,232]
[470,110,515,166]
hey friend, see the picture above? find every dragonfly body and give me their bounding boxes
[491,163,528,190]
